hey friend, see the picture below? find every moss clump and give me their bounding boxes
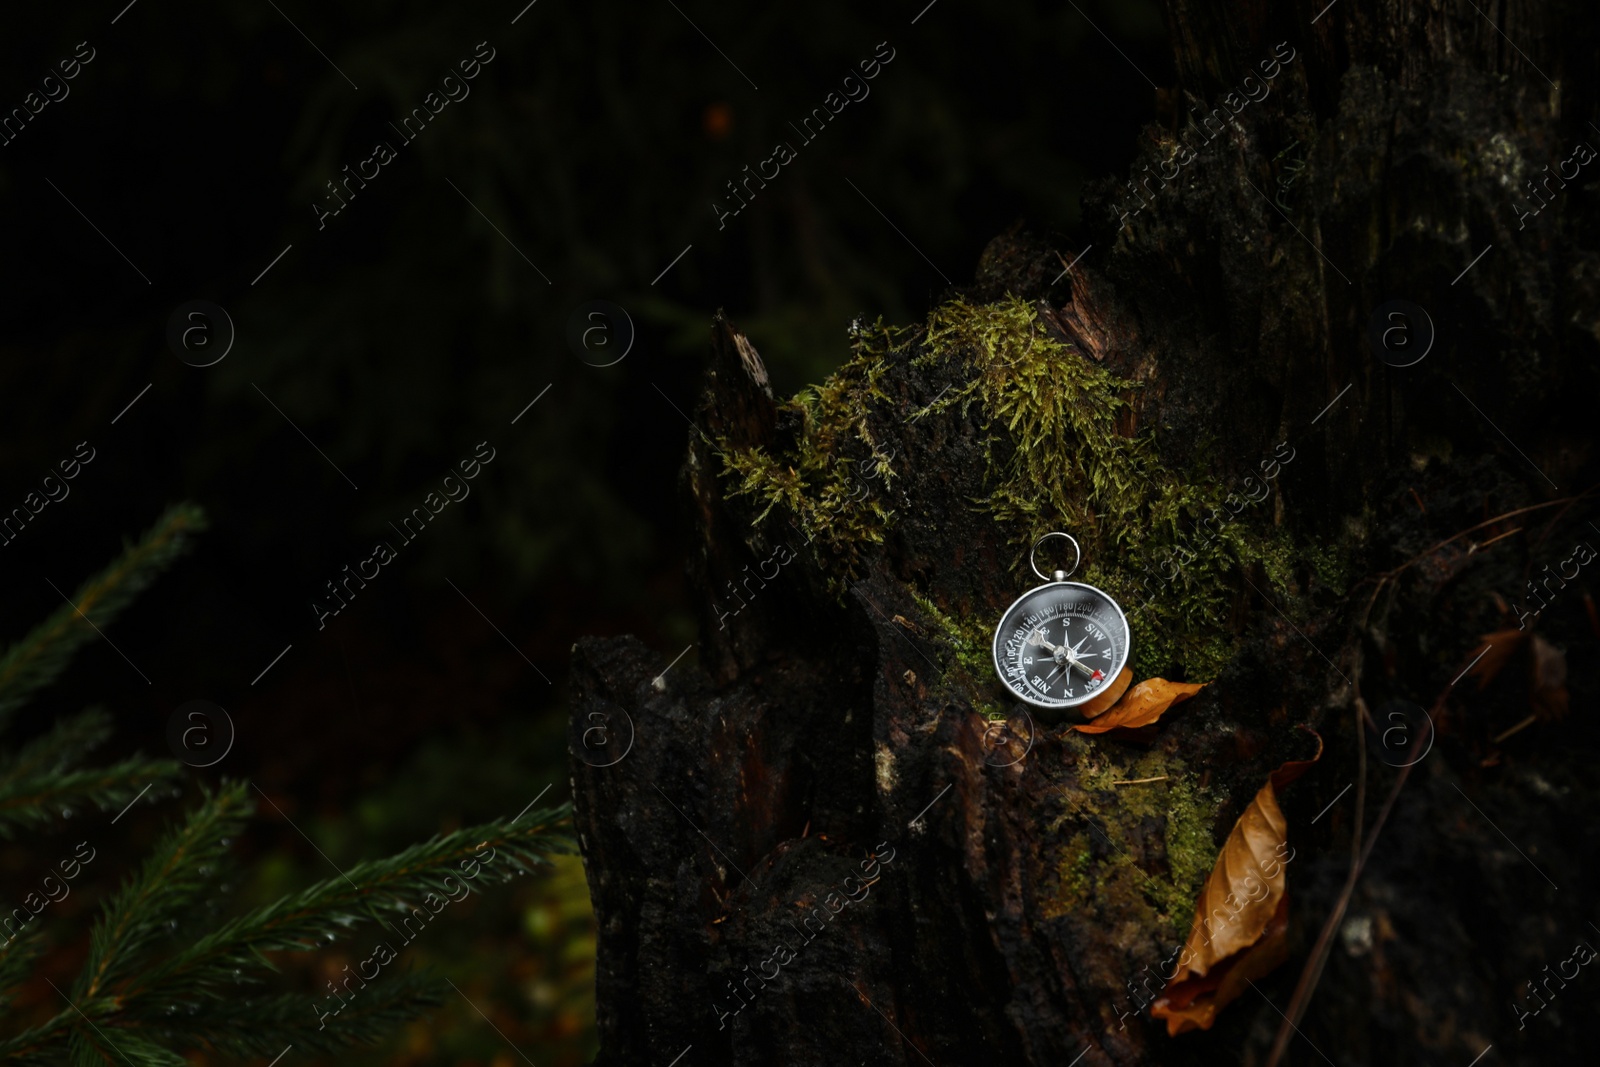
[1044,832,1094,919]
[910,295,1305,680]
[715,319,911,588]
[911,593,1007,719]
[911,593,991,679]
[914,295,1159,548]
[1158,779,1220,936]
[1043,736,1223,937]
[714,295,1326,679]
[1304,538,1353,596]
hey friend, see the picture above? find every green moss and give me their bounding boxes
[1304,539,1352,596]
[911,594,990,678]
[916,295,1158,546]
[1159,780,1219,934]
[1044,832,1094,918]
[1041,737,1222,937]
[714,294,1331,679]
[714,319,912,588]
[912,295,1312,679]
[910,593,1009,718]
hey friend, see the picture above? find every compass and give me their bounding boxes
[991,532,1132,711]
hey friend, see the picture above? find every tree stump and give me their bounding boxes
[571,2,1599,1062]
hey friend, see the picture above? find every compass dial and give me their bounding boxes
[991,581,1131,711]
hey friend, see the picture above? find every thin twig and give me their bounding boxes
[1265,638,1364,1066]
[1111,776,1168,786]
[1491,714,1538,745]
[1354,494,1586,625]
[1473,526,1522,551]
[1350,671,1368,868]
[1266,632,1429,1067]
[1355,493,1586,636]
[1379,492,1588,582]
[1265,760,1409,1067]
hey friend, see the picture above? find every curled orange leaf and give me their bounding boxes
[1076,666,1133,719]
[1072,677,1204,734]
[1150,732,1322,1034]
[1147,897,1290,1033]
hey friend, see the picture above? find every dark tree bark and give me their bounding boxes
[570,2,1599,1064]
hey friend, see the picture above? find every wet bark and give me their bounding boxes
[571,1,1599,1063]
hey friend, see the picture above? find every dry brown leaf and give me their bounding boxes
[1072,678,1205,734]
[1077,666,1133,719]
[1146,897,1290,1033]
[1150,732,1322,1035]
[1471,632,1567,744]
[1468,629,1527,689]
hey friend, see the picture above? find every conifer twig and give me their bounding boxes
[0,504,206,731]
[0,756,182,838]
[0,503,578,1063]
[0,800,574,1060]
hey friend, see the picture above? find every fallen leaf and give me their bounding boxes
[1073,677,1204,734]
[1145,897,1290,1032]
[1467,629,1526,689]
[1076,666,1133,719]
[1268,728,1323,791]
[1473,632,1567,744]
[1150,732,1322,1035]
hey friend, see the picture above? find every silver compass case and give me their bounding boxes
[990,533,1132,712]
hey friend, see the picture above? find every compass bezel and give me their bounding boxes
[990,580,1132,711]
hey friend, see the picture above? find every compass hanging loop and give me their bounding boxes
[1029,531,1081,583]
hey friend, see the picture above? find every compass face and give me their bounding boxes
[992,581,1131,710]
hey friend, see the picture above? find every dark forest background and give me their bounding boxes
[0,1,1169,1062]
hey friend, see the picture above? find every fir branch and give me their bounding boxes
[58,1023,193,1067]
[157,975,445,1057]
[0,1000,101,1063]
[125,804,573,1007]
[0,804,572,1061]
[0,1047,53,1067]
[67,1027,112,1067]
[0,757,183,839]
[0,706,112,780]
[0,506,574,1063]
[77,782,253,1002]
[78,1030,186,1067]
[0,922,46,1012]
[0,503,206,733]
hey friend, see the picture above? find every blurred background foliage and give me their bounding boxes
[0,0,1164,1061]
